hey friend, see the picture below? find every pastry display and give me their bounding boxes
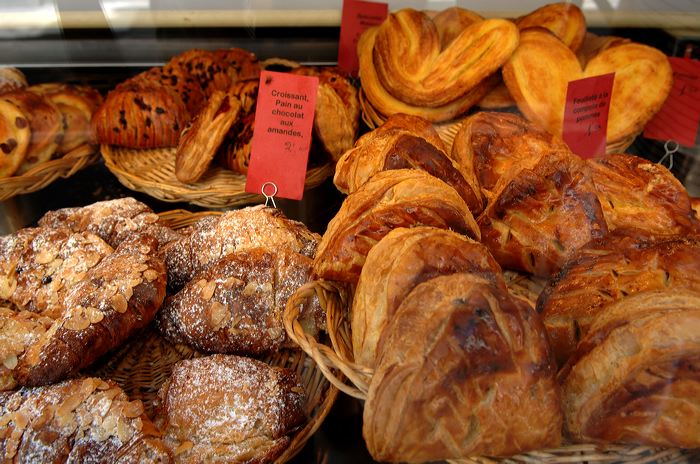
[0,377,171,462]
[154,355,305,463]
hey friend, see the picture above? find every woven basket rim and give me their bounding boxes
[0,144,98,201]
[102,144,334,209]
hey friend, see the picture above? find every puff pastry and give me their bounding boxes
[352,227,503,368]
[515,2,586,52]
[313,169,480,283]
[364,273,561,461]
[538,232,700,367]
[559,289,700,448]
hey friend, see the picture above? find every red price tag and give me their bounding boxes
[644,57,700,147]
[246,71,318,200]
[562,73,615,159]
[338,0,388,75]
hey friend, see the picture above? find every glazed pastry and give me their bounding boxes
[429,7,483,49]
[352,227,503,368]
[515,2,586,52]
[0,67,27,94]
[538,232,700,367]
[559,289,700,448]
[334,113,483,214]
[364,273,561,461]
[314,169,479,283]
[0,98,30,178]
[503,29,672,153]
[2,90,64,174]
[175,91,241,183]
[154,355,305,463]
[162,206,319,290]
[0,377,172,463]
[157,247,322,355]
[478,149,608,277]
[589,153,698,234]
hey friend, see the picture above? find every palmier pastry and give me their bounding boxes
[175,91,241,183]
[559,290,700,448]
[0,67,27,94]
[352,227,503,368]
[429,7,483,50]
[451,111,570,200]
[38,197,179,249]
[0,232,166,387]
[515,2,586,52]
[162,206,319,290]
[92,80,189,148]
[538,232,700,367]
[127,66,206,117]
[30,83,103,153]
[154,355,305,463]
[0,377,172,462]
[364,273,561,461]
[213,47,261,82]
[2,90,64,174]
[157,247,321,355]
[313,169,480,283]
[576,32,631,68]
[503,29,672,153]
[334,114,483,214]
[589,153,698,234]
[216,79,258,175]
[0,98,30,178]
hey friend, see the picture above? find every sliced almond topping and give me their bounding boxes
[64,313,90,331]
[175,440,194,456]
[2,355,17,370]
[116,419,132,442]
[209,301,229,329]
[135,263,149,272]
[201,280,216,300]
[31,407,53,430]
[12,412,29,430]
[122,400,143,419]
[143,269,159,282]
[110,294,128,314]
[34,250,57,265]
[86,307,104,324]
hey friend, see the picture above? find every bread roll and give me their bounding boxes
[0,98,30,178]
[364,273,561,461]
[154,355,305,463]
[539,232,700,367]
[559,290,700,448]
[352,227,503,368]
[313,169,480,283]
[0,377,171,463]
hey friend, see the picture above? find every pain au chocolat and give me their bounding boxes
[559,289,700,448]
[352,227,503,368]
[364,273,561,461]
[313,169,480,283]
[538,232,700,367]
[334,113,483,214]
[0,98,30,178]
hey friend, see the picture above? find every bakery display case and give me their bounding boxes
[1,1,700,463]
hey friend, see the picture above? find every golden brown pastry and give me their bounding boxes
[429,7,483,50]
[476,76,515,109]
[216,79,258,175]
[30,83,103,154]
[127,66,207,118]
[0,377,172,463]
[559,289,700,448]
[503,29,672,153]
[2,90,64,174]
[175,91,241,184]
[515,2,586,52]
[0,67,27,94]
[313,169,480,283]
[154,355,305,463]
[162,206,319,290]
[213,47,261,82]
[37,197,179,249]
[0,98,30,178]
[352,227,503,368]
[538,232,700,367]
[692,197,700,221]
[157,247,321,355]
[478,149,608,277]
[92,80,190,148]
[364,273,561,461]
[576,32,631,68]
[334,114,483,214]
[451,111,571,200]
[164,49,233,97]
[589,153,698,234]
[0,232,166,387]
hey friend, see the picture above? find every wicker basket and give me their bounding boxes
[88,209,339,463]
[283,278,700,464]
[101,144,334,209]
[0,144,98,201]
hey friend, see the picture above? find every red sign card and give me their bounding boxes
[338,0,388,75]
[562,73,615,159]
[644,57,700,147]
[246,71,318,200]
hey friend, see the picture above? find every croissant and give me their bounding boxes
[352,226,503,368]
[0,377,171,462]
[478,148,608,277]
[588,153,698,234]
[334,114,483,214]
[364,273,561,461]
[313,169,480,283]
[559,289,700,448]
[538,232,700,367]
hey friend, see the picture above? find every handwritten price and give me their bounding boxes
[679,83,699,97]
[284,141,295,152]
